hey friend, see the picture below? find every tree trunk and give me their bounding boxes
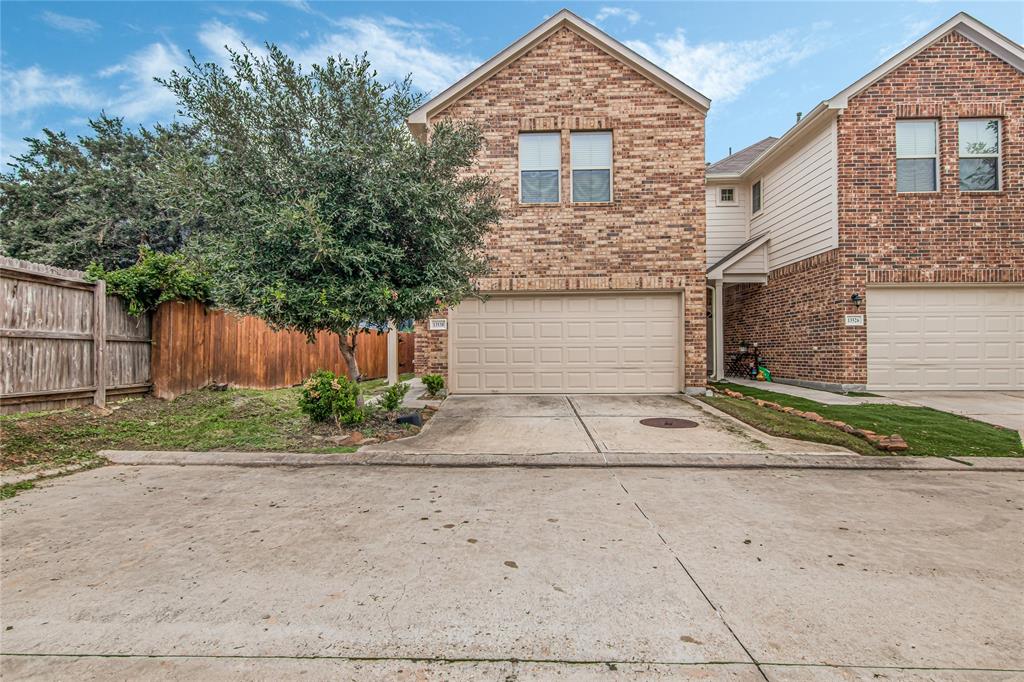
[339,332,361,383]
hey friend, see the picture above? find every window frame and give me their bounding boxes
[717,187,737,206]
[751,179,763,216]
[518,131,562,205]
[895,119,940,194]
[958,118,1002,193]
[570,130,613,203]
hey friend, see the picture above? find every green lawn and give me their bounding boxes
[708,382,1022,458]
[1,387,359,481]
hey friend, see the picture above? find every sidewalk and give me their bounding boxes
[724,378,908,406]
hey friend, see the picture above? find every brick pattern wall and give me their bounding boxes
[416,26,708,388]
[723,250,846,384]
[834,31,1024,384]
[727,31,1023,387]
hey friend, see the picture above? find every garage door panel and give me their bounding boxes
[867,286,1023,391]
[451,293,681,393]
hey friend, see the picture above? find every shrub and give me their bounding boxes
[86,247,211,316]
[422,374,445,397]
[379,381,410,412]
[299,370,364,425]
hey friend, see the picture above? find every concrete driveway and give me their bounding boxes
[879,391,1024,435]
[3,465,1022,679]
[363,394,851,457]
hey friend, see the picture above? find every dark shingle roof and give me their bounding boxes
[707,137,778,175]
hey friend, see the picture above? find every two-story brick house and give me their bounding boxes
[706,13,1023,392]
[409,10,710,394]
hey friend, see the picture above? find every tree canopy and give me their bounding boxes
[158,46,500,379]
[0,115,202,269]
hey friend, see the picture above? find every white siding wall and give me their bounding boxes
[748,120,838,270]
[705,185,748,268]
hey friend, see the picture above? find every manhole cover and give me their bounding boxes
[639,418,698,429]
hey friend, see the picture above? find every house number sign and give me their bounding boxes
[429,318,448,331]
[844,314,865,327]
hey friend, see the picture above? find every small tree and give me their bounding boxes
[0,115,202,270]
[157,46,499,380]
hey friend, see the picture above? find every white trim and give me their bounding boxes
[707,13,1023,183]
[958,118,1002,192]
[518,131,561,204]
[750,178,764,216]
[570,130,614,203]
[895,119,940,194]
[707,233,770,280]
[830,13,1024,108]
[715,186,737,206]
[406,9,710,136]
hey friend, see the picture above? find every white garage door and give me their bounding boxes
[867,286,1024,390]
[450,293,680,393]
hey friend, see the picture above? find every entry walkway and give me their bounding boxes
[725,378,906,406]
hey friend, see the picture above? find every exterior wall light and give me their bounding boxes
[851,293,863,306]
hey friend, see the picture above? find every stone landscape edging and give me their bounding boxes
[713,387,910,452]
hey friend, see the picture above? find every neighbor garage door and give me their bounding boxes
[867,286,1024,390]
[450,293,680,393]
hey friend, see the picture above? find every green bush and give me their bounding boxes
[86,247,211,316]
[422,374,445,397]
[299,370,364,425]
[379,381,410,412]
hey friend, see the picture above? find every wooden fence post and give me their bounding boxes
[93,279,107,407]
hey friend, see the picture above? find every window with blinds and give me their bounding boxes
[896,120,938,192]
[519,132,560,203]
[571,131,612,202]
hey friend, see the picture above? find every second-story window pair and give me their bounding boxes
[519,131,612,204]
[896,119,1001,193]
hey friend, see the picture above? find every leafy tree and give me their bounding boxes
[0,115,203,269]
[157,46,499,380]
[86,247,211,316]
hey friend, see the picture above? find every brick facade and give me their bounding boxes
[725,31,1023,388]
[416,26,708,389]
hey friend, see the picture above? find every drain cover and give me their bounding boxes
[640,417,698,429]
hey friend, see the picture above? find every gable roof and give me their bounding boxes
[829,12,1023,108]
[706,137,778,176]
[710,12,1023,180]
[406,9,710,136]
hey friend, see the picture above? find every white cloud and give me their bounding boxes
[288,17,478,94]
[875,16,938,60]
[213,6,268,23]
[1,65,98,115]
[627,27,827,103]
[198,20,266,65]
[594,7,641,26]
[102,42,187,120]
[40,10,101,34]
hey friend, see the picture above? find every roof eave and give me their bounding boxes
[405,8,710,131]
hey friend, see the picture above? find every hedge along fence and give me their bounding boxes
[1,256,415,411]
[151,300,414,400]
[1,256,151,414]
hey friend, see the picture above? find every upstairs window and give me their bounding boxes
[751,180,762,214]
[719,188,735,203]
[519,132,560,203]
[896,120,938,192]
[959,119,1000,191]
[571,131,612,202]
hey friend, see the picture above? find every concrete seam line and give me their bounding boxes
[565,396,605,457]
[612,476,769,681]
[3,653,1021,673]
[0,652,759,666]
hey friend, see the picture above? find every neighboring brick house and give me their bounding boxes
[408,10,711,393]
[706,13,1023,392]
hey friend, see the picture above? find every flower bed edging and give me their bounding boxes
[714,388,909,453]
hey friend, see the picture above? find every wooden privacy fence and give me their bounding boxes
[151,300,415,399]
[1,256,151,414]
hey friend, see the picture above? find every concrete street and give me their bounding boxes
[2,464,1022,680]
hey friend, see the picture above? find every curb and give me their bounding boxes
[97,450,1024,471]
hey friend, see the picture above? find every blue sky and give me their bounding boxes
[2,1,1021,165]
